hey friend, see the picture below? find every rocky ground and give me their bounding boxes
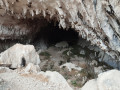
[37,40,113,90]
[0,40,118,90]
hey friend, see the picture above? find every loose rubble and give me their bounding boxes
[0,41,118,90]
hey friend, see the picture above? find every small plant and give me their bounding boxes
[40,51,51,59]
[71,80,77,86]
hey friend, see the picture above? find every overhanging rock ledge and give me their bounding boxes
[0,0,120,60]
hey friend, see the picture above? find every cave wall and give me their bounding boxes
[0,0,120,60]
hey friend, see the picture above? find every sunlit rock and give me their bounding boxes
[0,64,72,90]
[82,70,120,90]
[0,44,40,68]
[60,63,82,72]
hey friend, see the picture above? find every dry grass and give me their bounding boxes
[21,73,49,82]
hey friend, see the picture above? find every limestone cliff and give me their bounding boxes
[0,0,120,60]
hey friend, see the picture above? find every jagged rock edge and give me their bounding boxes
[0,0,120,60]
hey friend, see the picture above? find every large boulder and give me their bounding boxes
[0,64,72,90]
[0,44,40,68]
[82,70,120,90]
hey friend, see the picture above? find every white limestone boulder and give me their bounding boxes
[0,64,72,90]
[60,63,82,72]
[82,70,120,90]
[0,44,40,68]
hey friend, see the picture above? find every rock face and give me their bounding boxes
[81,70,120,90]
[60,63,82,72]
[0,0,120,59]
[0,64,72,90]
[0,44,40,68]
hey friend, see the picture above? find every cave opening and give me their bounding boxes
[31,21,80,50]
[30,19,119,70]
[0,18,81,53]
[0,17,119,69]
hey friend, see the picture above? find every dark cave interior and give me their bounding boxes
[31,21,79,46]
[0,20,80,52]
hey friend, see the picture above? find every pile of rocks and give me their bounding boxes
[0,43,120,90]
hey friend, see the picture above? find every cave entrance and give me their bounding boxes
[31,20,119,69]
[31,21,79,50]
[0,17,118,69]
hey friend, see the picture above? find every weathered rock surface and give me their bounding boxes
[0,0,120,60]
[0,14,48,41]
[0,44,40,68]
[82,69,120,90]
[0,64,72,90]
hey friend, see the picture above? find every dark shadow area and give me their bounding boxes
[31,21,79,46]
